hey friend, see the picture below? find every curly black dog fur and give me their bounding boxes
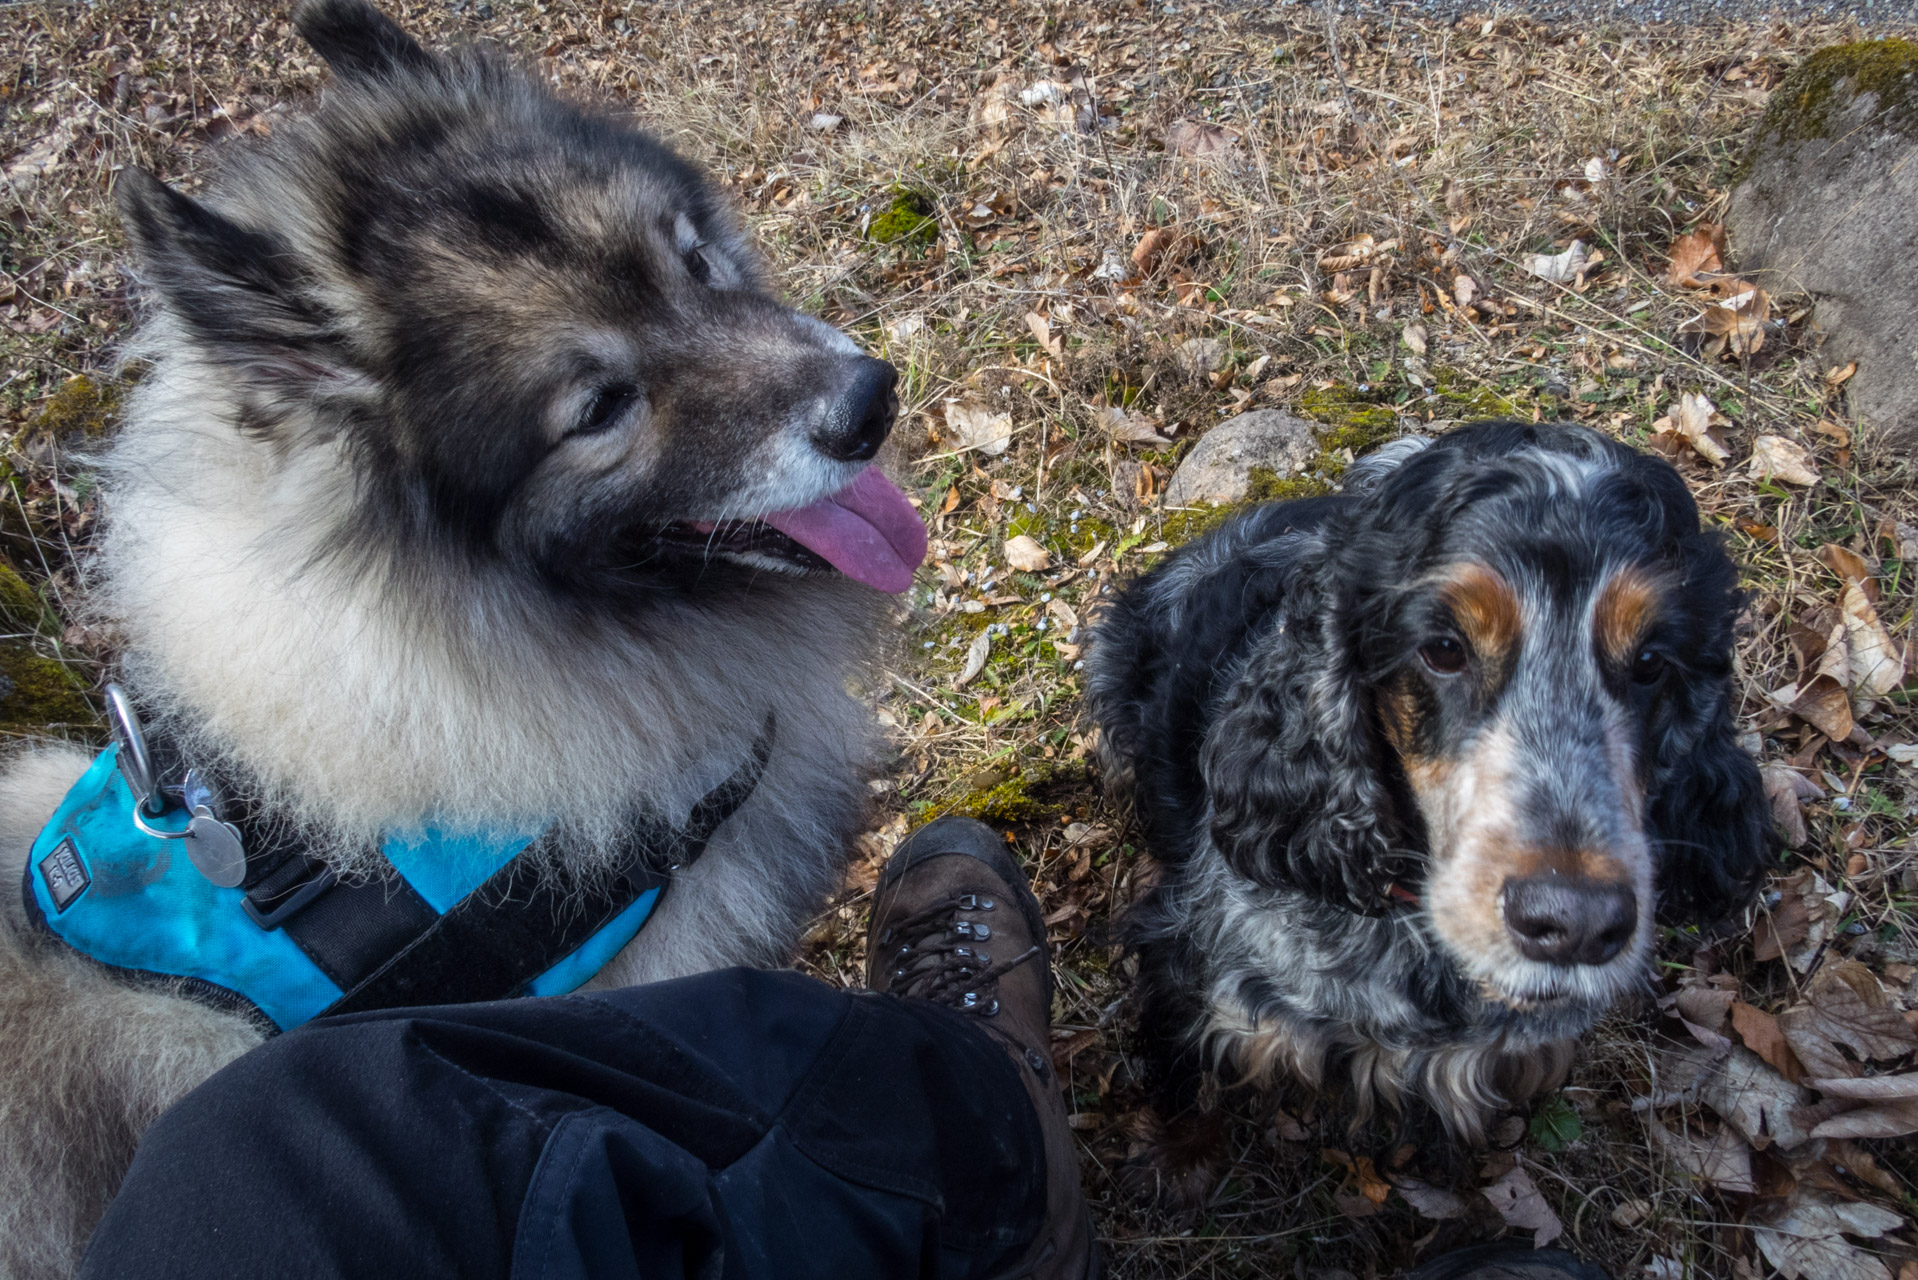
[1088,422,1773,1175]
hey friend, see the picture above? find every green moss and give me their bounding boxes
[944,760,1090,825]
[867,186,937,249]
[1155,503,1239,545]
[1246,466,1334,503]
[0,562,44,632]
[1428,369,1524,419]
[0,641,95,733]
[28,375,119,441]
[1755,40,1918,148]
[1298,386,1400,442]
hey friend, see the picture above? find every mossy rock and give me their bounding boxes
[1754,40,1918,149]
[28,375,120,441]
[1729,40,1918,452]
[0,641,96,734]
[867,186,937,249]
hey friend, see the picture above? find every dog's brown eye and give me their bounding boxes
[1632,648,1668,685]
[1419,637,1468,675]
[576,383,635,436]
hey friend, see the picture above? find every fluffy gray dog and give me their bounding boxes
[0,4,926,1274]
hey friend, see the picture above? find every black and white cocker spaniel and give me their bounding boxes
[1088,421,1774,1156]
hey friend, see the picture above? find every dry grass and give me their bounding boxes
[6,2,1918,1276]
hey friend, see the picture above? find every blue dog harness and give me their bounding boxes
[25,688,772,1032]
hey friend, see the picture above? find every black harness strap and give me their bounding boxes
[220,796,443,993]
[318,715,775,1018]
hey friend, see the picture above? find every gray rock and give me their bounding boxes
[1728,42,1918,452]
[1164,410,1316,507]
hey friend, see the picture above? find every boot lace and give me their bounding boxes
[878,892,1040,1016]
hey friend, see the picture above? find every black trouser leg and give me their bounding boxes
[80,969,1047,1280]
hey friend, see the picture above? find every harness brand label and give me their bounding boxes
[38,838,90,913]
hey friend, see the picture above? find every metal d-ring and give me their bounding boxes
[130,791,191,841]
[105,683,167,818]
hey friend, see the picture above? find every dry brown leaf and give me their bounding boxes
[1761,764,1822,849]
[1004,535,1051,573]
[1129,227,1198,275]
[1023,311,1062,360]
[1655,1042,1817,1150]
[1776,673,1854,742]
[1826,361,1858,387]
[1810,1099,1918,1140]
[1317,234,1397,272]
[1653,392,1731,466]
[954,629,991,688]
[1755,887,1816,962]
[1452,273,1478,307]
[1665,224,1727,288]
[1402,322,1428,355]
[1525,239,1589,283]
[1688,283,1771,358]
[1480,1165,1563,1247]
[1753,1191,1904,1280]
[1818,544,1876,589]
[1676,972,1739,1034]
[1841,584,1905,698]
[1734,1001,1808,1082]
[1651,1119,1755,1192]
[1707,1046,1818,1149]
[1750,435,1821,487]
[969,72,1019,135]
[1816,418,1854,448]
[1396,1178,1470,1220]
[1164,119,1238,156]
[942,401,1014,456]
[1810,1073,1918,1100]
[1175,338,1223,376]
[1780,962,1918,1080]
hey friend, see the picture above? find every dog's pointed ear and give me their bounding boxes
[295,0,438,85]
[117,169,348,392]
[1202,575,1412,914]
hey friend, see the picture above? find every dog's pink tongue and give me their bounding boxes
[765,467,928,594]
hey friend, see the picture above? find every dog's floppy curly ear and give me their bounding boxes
[1643,534,1778,925]
[295,0,439,85]
[1200,568,1413,914]
[1647,718,1775,926]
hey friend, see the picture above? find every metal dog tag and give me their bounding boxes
[184,807,247,888]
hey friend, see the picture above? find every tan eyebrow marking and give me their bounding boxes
[1437,563,1520,664]
[1593,565,1661,667]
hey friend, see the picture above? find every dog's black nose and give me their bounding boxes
[1501,877,1636,967]
[813,358,898,462]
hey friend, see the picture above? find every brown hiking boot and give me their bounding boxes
[866,816,1100,1280]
